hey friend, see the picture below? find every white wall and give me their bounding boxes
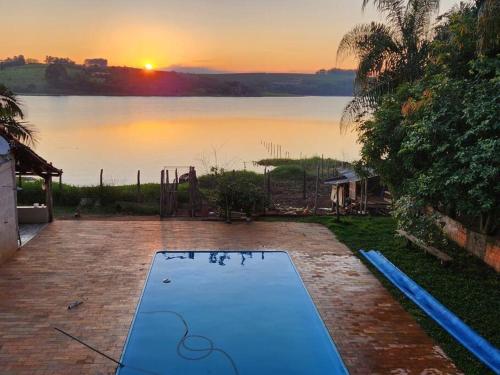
[0,158,18,264]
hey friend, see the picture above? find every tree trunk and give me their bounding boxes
[479,212,496,234]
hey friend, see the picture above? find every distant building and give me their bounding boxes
[84,58,108,68]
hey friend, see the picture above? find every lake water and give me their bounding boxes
[19,96,359,185]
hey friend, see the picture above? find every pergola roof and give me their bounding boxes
[10,139,62,177]
[324,167,376,186]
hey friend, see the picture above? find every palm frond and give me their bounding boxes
[339,0,438,125]
[0,119,37,146]
[404,0,439,41]
[0,85,24,119]
[0,84,37,145]
[337,22,395,64]
[340,95,375,131]
[363,0,407,31]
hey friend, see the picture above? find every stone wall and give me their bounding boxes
[435,211,500,272]
[0,158,18,264]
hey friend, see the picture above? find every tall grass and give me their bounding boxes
[257,157,349,175]
[17,179,189,214]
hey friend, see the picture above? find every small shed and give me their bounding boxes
[0,135,62,264]
[11,138,62,222]
[324,167,383,213]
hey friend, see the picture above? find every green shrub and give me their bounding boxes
[211,170,266,219]
[257,157,344,175]
[392,195,447,247]
[270,165,305,180]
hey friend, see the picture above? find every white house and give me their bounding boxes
[0,136,18,264]
[0,135,62,265]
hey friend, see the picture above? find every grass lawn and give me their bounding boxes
[0,64,48,92]
[0,64,83,93]
[266,216,499,375]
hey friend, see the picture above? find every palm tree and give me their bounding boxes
[337,0,440,125]
[0,84,36,145]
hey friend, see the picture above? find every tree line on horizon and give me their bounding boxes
[0,60,356,97]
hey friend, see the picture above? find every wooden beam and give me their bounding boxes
[335,185,340,221]
[45,176,54,222]
[364,178,368,213]
[396,230,452,265]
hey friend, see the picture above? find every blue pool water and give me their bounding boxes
[117,251,349,375]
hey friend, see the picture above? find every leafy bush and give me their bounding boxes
[257,157,344,175]
[392,195,447,247]
[357,5,499,234]
[270,165,305,180]
[211,170,266,220]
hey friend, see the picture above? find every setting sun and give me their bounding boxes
[145,63,153,71]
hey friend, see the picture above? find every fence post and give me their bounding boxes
[45,176,54,222]
[264,167,267,193]
[160,170,165,217]
[174,168,179,216]
[336,185,340,221]
[267,170,271,204]
[165,170,170,215]
[99,169,103,202]
[313,164,320,215]
[302,168,306,200]
[188,166,198,217]
[137,170,141,201]
[364,178,368,213]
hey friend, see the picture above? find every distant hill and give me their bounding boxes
[0,64,355,97]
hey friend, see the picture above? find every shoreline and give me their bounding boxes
[17,93,354,98]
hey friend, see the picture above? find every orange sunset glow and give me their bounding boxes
[1,0,458,72]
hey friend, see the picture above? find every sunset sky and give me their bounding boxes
[3,0,457,73]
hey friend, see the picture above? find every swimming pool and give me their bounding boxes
[117,251,349,375]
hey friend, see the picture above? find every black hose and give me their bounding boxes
[54,327,161,375]
[54,310,239,375]
[141,310,239,375]
[54,327,124,366]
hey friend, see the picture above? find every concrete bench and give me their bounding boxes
[17,206,49,224]
[396,229,452,265]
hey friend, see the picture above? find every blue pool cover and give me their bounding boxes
[116,251,349,375]
[361,250,500,374]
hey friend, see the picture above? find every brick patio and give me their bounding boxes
[0,220,460,374]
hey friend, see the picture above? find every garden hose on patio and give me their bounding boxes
[54,327,160,375]
[54,309,240,375]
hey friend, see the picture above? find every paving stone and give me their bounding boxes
[0,220,460,374]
